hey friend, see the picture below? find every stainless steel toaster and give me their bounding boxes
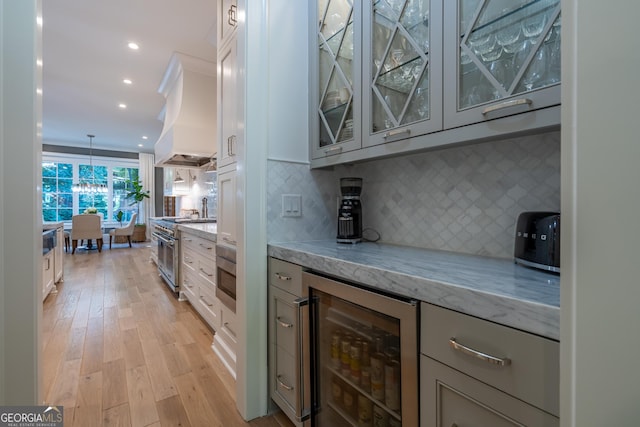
[514,211,560,273]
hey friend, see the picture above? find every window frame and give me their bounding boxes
[42,152,140,227]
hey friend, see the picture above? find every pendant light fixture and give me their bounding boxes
[174,171,185,183]
[72,134,108,193]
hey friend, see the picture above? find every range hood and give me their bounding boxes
[155,52,217,168]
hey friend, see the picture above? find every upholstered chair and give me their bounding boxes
[70,214,104,253]
[109,213,137,249]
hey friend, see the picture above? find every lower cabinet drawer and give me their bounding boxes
[219,304,237,349]
[181,268,198,301]
[273,344,297,412]
[421,302,559,416]
[197,283,220,331]
[421,356,558,427]
[269,257,304,295]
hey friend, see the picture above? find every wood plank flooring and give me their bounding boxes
[43,243,292,427]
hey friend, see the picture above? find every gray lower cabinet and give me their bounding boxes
[420,302,559,426]
[268,257,308,427]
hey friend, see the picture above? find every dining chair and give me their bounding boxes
[109,213,137,248]
[71,214,104,253]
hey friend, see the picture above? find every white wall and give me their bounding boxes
[0,0,42,404]
[561,0,640,426]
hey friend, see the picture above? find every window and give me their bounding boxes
[42,153,140,225]
[42,161,73,222]
[112,167,140,223]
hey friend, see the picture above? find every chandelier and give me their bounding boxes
[72,134,108,193]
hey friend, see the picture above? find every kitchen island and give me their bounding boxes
[268,240,560,340]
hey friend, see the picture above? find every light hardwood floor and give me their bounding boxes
[43,242,292,427]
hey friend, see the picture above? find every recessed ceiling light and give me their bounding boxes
[128,42,139,50]
[123,78,132,85]
[142,135,148,140]
[118,103,127,109]
[138,143,144,147]
[36,16,43,27]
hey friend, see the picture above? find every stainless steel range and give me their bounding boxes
[152,217,216,292]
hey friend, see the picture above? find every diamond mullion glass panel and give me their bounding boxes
[459,56,495,109]
[460,0,560,109]
[319,39,333,100]
[321,0,351,41]
[401,68,429,124]
[400,0,429,54]
[337,19,354,87]
[374,0,403,23]
[320,67,350,142]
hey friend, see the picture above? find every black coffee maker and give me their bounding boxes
[337,177,363,244]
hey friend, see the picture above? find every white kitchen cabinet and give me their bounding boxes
[218,0,238,50]
[268,257,307,427]
[216,165,237,248]
[53,225,64,284]
[443,0,561,129]
[311,0,561,168]
[217,31,238,169]
[420,302,559,426]
[179,228,219,330]
[213,303,238,378]
[42,251,55,301]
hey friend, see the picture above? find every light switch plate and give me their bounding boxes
[282,194,302,217]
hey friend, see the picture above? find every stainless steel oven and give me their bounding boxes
[216,244,236,312]
[153,221,178,291]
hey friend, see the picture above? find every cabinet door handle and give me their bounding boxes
[324,146,343,155]
[449,338,511,366]
[276,375,294,391]
[383,128,411,139]
[482,98,532,115]
[228,4,237,26]
[277,316,293,328]
[199,267,214,277]
[275,272,292,281]
[222,236,237,245]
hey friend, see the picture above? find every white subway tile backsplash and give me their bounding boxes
[267,131,560,259]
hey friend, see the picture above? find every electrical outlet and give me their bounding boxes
[282,194,302,217]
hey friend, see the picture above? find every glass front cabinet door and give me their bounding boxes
[363,0,442,148]
[313,0,362,160]
[444,0,561,128]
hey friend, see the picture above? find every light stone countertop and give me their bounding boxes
[43,221,64,230]
[268,240,560,340]
[177,223,217,240]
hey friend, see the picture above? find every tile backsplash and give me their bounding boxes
[267,131,560,259]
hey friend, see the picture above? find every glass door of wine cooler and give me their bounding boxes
[304,272,418,427]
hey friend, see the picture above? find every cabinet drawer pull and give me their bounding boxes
[199,243,214,250]
[200,296,213,307]
[222,236,237,245]
[275,272,292,281]
[228,4,237,26]
[449,338,511,366]
[383,128,411,139]
[199,267,214,277]
[276,375,294,391]
[277,316,293,328]
[184,257,194,264]
[324,146,343,155]
[482,98,532,115]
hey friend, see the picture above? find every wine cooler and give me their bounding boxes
[304,272,418,427]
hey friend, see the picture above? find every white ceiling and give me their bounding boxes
[42,0,217,154]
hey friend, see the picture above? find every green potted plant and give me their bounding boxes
[125,179,150,242]
[115,210,124,227]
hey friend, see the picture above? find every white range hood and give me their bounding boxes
[155,52,217,168]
